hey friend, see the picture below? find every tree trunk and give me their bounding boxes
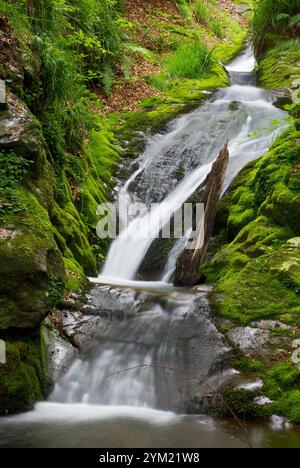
[174,142,229,286]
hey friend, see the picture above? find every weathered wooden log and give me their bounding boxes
[174,142,229,286]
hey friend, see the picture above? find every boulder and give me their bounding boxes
[227,327,271,357]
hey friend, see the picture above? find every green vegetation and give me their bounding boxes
[192,0,212,25]
[252,0,300,55]
[264,362,300,422]
[258,44,300,90]
[0,0,248,414]
[139,0,247,98]
[0,151,32,217]
[202,0,300,423]
[203,128,300,324]
[211,388,264,420]
[165,40,214,79]
[0,332,48,415]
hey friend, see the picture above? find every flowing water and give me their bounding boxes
[102,47,285,281]
[1,47,299,448]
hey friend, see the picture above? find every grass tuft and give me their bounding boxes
[165,40,215,79]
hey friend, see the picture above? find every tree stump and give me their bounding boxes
[174,142,229,286]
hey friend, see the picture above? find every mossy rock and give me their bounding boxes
[0,188,64,329]
[270,183,300,234]
[63,257,87,294]
[262,362,300,423]
[0,332,48,415]
[51,201,96,276]
[203,132,300,325]
[258,48,300,90]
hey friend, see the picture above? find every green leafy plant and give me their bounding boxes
[146,73,171,92]
[192,0,211,25]
[166,40,215,79]
[252,0,300,55]
[0,151,32,217]
[211,19,225,39]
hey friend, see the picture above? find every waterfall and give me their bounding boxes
[49,47,287,410]
[101,47,286,282]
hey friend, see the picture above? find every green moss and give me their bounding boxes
[270,391,300,422]
[0,187,64,329]
[261,362,300,422]
[270,183,300,234]
[51,201,96,276]
[233,356,265,373]
[264,362,300,399]
[215,260,300,325]
[0,331,48,415]
[63,257,87,293]
[258,49,300,90]
[211,388,264,420]
[214,31,248,64]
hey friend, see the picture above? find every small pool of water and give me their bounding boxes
[0,403,299,448]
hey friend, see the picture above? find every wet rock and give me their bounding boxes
[291,79,300,103]
[43,319,78,384]
[272,88,292,109]
[269,415,292,430]
[138,237,175,280]
[255,320,291,331]
[227,327,271,357]
[59,310,110,349]
[54,284,234,413]
[0,91,42,158]
[254,396,273,406]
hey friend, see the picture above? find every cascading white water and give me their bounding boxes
[50,46,287,411]
[101,47,287,282]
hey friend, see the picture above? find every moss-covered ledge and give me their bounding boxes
[201,97,300,423]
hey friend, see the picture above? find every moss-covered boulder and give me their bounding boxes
[0,188,65,329]
[258,48,300,91]
[0,331,48,415]
[0,92,65,329]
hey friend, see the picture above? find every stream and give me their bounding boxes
[1,47,300,448]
